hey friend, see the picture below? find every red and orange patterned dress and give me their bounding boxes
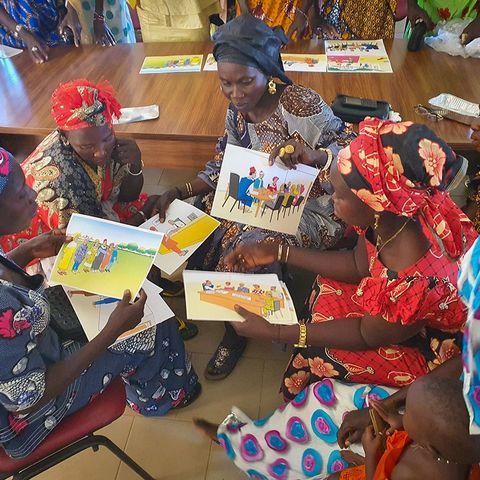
[282,234,475,400]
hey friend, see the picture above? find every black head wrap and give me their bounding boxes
[213,14,292,85]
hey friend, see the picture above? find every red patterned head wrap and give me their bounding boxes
[337,117,475,259]
[0,148,12,195]
[51,79,122,131]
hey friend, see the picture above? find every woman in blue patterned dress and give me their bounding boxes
[0,0,82,63]
[0,147,199,459]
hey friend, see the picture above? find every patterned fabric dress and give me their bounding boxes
[0,254,198,459]
[193,84,352,274]
[282,237,470,401]
[68,0,136,44]
[0,0,63,48]
[319,0,397,39]
[0,131,147,253]
[217,379,395,480]
[458,237,480,434]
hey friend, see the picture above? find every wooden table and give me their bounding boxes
[0,40,478,169]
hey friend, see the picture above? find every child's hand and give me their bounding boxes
[361,426,382,458]
[370,399,403,435]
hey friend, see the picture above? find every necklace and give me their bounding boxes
[375,218,411,256]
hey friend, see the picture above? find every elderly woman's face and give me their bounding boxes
[218,63,269,113]
[331,160,375,228]
[0,162,38,236]
[64,124,116,168]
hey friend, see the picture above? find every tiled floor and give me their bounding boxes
[33,169,293,480]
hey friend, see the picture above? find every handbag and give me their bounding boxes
[331,94,391,124]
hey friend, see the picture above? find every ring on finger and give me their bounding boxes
[278,147,286,158]
[285,144,295,154]
[31,46,39,52]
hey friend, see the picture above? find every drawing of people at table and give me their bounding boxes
[238,166,257,209]
[250,170,265,204]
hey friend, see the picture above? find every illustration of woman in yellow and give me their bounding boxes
[57,234,80,275]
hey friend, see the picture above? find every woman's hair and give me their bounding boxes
[213,13,292,85]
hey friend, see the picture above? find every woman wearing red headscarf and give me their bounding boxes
[225,118,478,401]
[0,79,157,253]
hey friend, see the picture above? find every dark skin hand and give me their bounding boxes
[58,4,82,47]
[407,0,435,31]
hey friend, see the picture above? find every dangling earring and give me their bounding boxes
[268,78,277,95]
[373,213,380,230]
[60,133,70,147]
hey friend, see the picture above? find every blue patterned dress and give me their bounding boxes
[0,0,62,48]
[0,254,198,459]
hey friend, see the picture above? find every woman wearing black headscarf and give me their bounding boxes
[154,13,352,380]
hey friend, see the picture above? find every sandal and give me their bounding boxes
[172,382,202,410]
[204,340,247,381]
[177,318,199,341]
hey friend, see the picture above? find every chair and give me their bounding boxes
[282,195,295,218]
[0,378,154,480]
[221,172,245,213]
[262,194,285,222]
[293,196,305,213]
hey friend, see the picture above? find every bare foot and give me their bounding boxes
[193,417,220,444]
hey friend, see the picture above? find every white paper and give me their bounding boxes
[0,45,23,58]
[64,279,174,346]
[139,200,220,275]
[211,144,318,235]
[183,270,298,324]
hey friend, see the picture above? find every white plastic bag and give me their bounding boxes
[425,18,480,58]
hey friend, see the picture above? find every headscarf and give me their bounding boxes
[337,117,474,259]
[51,79,122,131]
[458,238,480,434]
[0,148,12,196]
[213,13,292,85]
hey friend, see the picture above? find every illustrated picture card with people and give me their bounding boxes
[140,55,204,74]
[325,39,393,73]
[183,270,298,324]
[50,213,164,299]
[64,279,174,346]
[211,144,319,235]
[140,199,220,275]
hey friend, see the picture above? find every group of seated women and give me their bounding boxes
[1,9,480,480]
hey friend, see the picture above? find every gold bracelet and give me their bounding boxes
[277,243,283,262]
[185,182,193,197]
[283,245,291,263]
[294,323,308,348]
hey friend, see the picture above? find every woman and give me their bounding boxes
[0,0,82,63]
[234,0,315,40]
[132,0,221,43]
[153,13,351,380]
[0,148,200,459]
[68,0,136,45]
[0,79,157,254]
[314,0,398,39]
[407,0,480,44]
[225,118,477,400]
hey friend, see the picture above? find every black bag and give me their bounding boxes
[331,94,391,124]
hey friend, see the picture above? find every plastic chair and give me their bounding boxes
[222,172,244,212]
[0,378,154,480]
[262,194,285,221]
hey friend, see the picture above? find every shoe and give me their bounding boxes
[158,278,185,297]
[178,319,199,341]
[204,340,247,381]
[172,382,202,409]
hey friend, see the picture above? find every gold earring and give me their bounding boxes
[268,78,277,95]
[373,213,380,230]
